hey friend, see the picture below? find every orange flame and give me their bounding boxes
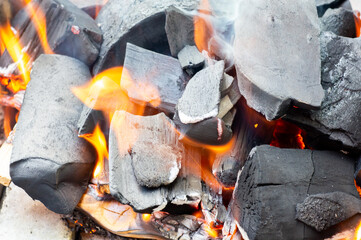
[354,11,361,38]
[204,223,219,238]
[270,119,306,149]
[80,124,108,179]
[0,22,30,91]
[24,0,53,54]
[142,214,151,222]
[355,221,361,240]
[95,0,109,18]
[194,0,214,53]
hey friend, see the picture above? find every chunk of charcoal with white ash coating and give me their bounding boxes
[177,45,205,76]
[287,32,361,151]
[234,0,324,120]
[177,60,225,124]
[109,111,202,213]
[93,0,198,74]
[0,0,102,76]
[320,7,357,38]
[296,192,361,232]
[122,43,188,115]
[165,6,196,57]
[217,81,241,119]
[10,55,95,215]
[201,184,227,226]
[220,73,234,97]
[231,145,358,240]
[316,0,347,16]
[77,105,105,136]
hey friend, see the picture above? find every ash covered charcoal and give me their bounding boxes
[287,32,361,151]
[177,45,205,76]
[234,0,324,120]
[93,0,198,74]
[121,43,188,115]
[316,0,347,16]
[0,0,102,75]
[177,61,224,124]
[77,105,104,136]
[165,6,196,57]
[109,110,202,213]
[10,55,95,215]
[201,184,227,226]
[320,7,357,38]
[231,145,358,240]
[296,192,361,232]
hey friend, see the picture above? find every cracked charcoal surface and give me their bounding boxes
[320,7,356,38]
[287,32,361,151]
[231,145,357,240]
[296,192,361,232]
[122,43,188,115]
[234,0,324,120]
[93,0,198,74]
[0,0,102,73]
[10,55,95,215]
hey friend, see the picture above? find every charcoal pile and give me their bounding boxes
[0,0,361,239]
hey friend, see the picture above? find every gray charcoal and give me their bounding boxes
[177,61,224,124]
[320,7,356,38]
[217,81,241,119]
[231,145,358,240]
[177,45,205,75]
[287,32,361,151]
[77,105,104,136]
[201,184,227,225]
[174,116,232,146]
[122,43,188,114]
[0,0,102,76]
[316,0,346,16]
[93,0,198,74]
[109,111,202,212]
[234,0,324,120]
[296,192,361,231]
[10,55,95,215]
[220,73,234,96]
[165,6,196,57]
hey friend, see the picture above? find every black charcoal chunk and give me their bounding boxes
[165,6,196,57]
[93,0,198,74]
[0,0,102,74]
[296,192,361,231]
[121,43,188,115]
[10,55,95,215]
[234,0,324,120]
[287,32,361,151]
[316,0,346,16]
[231,145,358,240]
[177,45,205,75]
[109,111,202,212]
[177,61,224,124]
[320,7,357,38]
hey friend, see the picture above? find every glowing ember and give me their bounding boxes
[80,124,108,179]
[142,214,151,222]
[71,25,80,35]
[355,221,361,240]
[204,223,218,238]
[270,119,306,149]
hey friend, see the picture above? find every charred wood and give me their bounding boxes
[93,0,198,74]
[177,45,205,76]
[122,43,188,115]
[231,145,359,240]
[320,7,357,38]
[316,0,347,16]
[10,55,95,214]
[0,0,102,77]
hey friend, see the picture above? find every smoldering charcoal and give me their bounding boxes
[10,54,95,215]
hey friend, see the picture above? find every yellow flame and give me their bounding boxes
[0,22,30,91]
[204,224,218,238]
[80,124,108,179]
[355,221,361,240]
[24,0,53,54]
[142,214,151,222]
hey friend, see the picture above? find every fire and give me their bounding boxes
[0,22,31,92]
[354,11,361,38]
[80,124,108,179]
[95,0,109,18]
[194,0,214,53]
[23,0,53,54]
[204,223,219,238]
[355,221,361,240]
[142,214,151,222]
[270,119,306,149]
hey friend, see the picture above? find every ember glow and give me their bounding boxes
[355,220,361,240]
[270,119,306,149]
[80,124,108,180]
